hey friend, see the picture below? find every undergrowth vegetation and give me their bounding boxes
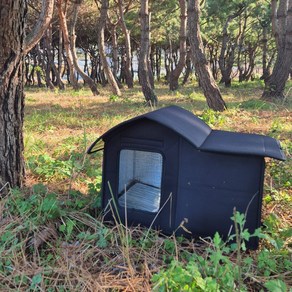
[0,81,291,291]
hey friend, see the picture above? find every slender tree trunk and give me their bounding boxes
[262,0,292,100]
[276,0,288,49]
[58,28,64,85]
[118,0,134,88]
[182,49,192,85]
[148,46,155,88]
[218,16,233,87]
[155,46,161,81]
[169,0,187,91]
[139,0,157,105]
[41,40,55,90]
[267,50,277,75]
[28,50,38,86]
[99,0,121,96]
[35,43,46,87]
[24,0,54,54]
[168,38,174,73]
[187,0,226,111]
[237,12,248,82]
[45,25,65,90]
[245,46,257,81]
[25,56,32,86]
[111,25,119,79]
[261,24,270,81]
[208,43,220,80]
[84,51,89,75]
[120,48,126,83]
[271,0,279,45]
[70,0,99,95]
[109,24,123,89]
[218,7,244,87]
[57,0,79,90]
[0,0,26,192]
[164,49,171,82]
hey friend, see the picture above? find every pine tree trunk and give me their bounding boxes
[25,56,32,85]
[139,0,157,106]
[58,29,64,84]
[37,36,55,90]
[262,0,292,100]
[35,47,44,87]
[218,7,244,87]
[118,0,134,88]
[0,0,26,192]
[148,50,155,88]
[261,25,270,81]
[109,24,123,89]
[99,0,121,96]
[57,0,79,90]
[187,0,226,111]
[169,0,187,91]
[155,46,161,81]
[45,26,65,90]
[182,49,192,85]
[24,0,55,54]
[218,16,233,87]
[70,1,99,95]
[111,25,119,80]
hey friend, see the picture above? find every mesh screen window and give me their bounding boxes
[118,149,162,213]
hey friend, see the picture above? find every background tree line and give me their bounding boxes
[24,0,292,104]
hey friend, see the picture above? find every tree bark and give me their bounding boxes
[24,0,55,54]
[70,0,99,95]
[155,46,161,81]
[35,47,44,87]
[118,0,134,88]
[44,26,65,90]
[58,28,64,85]
[182,49,192,85]
[169,0,187,91]
[187,0,226,111]
[237,12,248,82]
[148,47,155,88]
[0,0,55,192]
[108,22,123,89]
[110,25,119,80]
[261,24,270,81]
[0,0,26,192]
[139,0,158,106]
[207,42,220,80]
[262,0,292,100]
[99,0,121,96]
[37,42,55,90]
[218,7,244,87]
[57,0,79,90]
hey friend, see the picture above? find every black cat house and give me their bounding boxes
[88,106,285,248]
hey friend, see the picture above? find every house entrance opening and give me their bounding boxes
[118,149,162,212]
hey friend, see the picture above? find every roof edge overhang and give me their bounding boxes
[199,130,286,161]
[87,106,212,154]
[87,106,286,161]
[87,130,286,161]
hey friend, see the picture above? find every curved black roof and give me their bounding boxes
[88,105,285,161]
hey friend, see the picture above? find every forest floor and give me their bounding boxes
[0,80,291,291]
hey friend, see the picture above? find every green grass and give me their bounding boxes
[0,81,291,290]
